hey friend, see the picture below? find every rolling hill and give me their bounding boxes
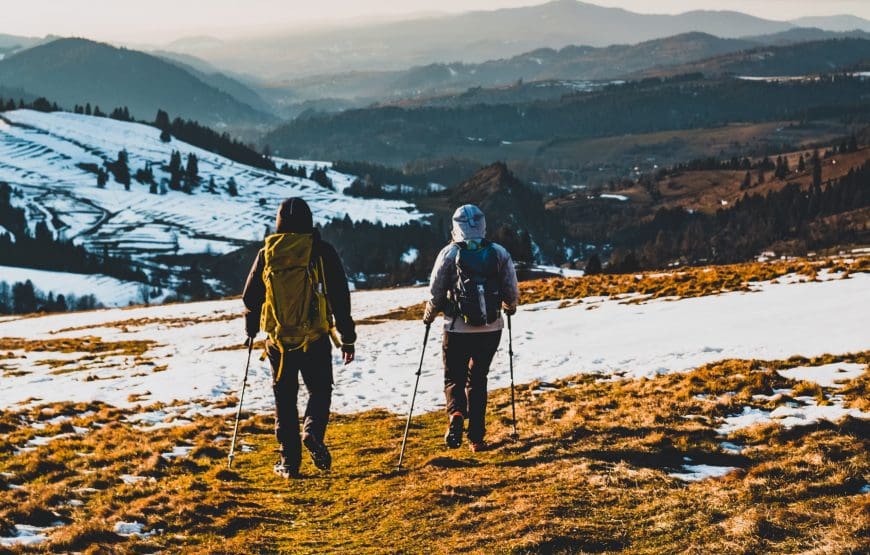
[0,38,274,127]
[0,109,422,297]
[637,37,870,79]
[262,72,870,165]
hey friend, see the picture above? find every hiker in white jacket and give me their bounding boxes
[423,204,519,452]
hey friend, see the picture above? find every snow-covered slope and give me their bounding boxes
[1,273,867,423]
[0,110,422,261]
[0,265,158,307]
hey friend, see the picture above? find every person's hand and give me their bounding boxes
[342,344,355,365]
[502,303,517,316]
[423,302,436,325]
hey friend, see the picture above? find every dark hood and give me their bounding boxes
[276,197,313,234]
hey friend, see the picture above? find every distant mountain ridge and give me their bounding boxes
[159,2,869,81]
[165,0,800,79]
[636,37,870,79]
[0,38,274,127]
[267,29,870,106]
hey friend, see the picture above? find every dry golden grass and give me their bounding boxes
[0,336,156,357]
[54,313,238,334]
[0,352,866,553]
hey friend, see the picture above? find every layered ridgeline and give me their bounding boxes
[0,109,422,307]
[0,38,274,127]
[268,31,870,106]
[264,70,870,165]
[165,0,870,79]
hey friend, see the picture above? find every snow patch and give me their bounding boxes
[400,248,419,265]
[0,524,52,547]
[670,464,739,481]
[112,521,155,538]
[777,362,866,389]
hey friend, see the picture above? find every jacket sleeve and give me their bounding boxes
[242,249,266,337]
[496,245,520,309]
[320,242,356,345]
[428,244,456,312]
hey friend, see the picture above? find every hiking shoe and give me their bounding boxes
[469,440,488,453]
[444,413,464,449]
[273,459,299,479]
[302,434,332,471]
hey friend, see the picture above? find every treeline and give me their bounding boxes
[317,214,537,287]
[666,134,859,176]
[335,159,482,199]
[153,110,274,171]
[0,183,149,283]
[611,160,870,270]
[0,280,101,315]
[0,96,59,112]
[320,216,448,286]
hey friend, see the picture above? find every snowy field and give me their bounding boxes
[0,265,155,307]
[0,110,422,260]
[0,273,867,430]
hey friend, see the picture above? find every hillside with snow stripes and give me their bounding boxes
[0,110,422,262]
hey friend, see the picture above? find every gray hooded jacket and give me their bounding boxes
[427,205,520,333]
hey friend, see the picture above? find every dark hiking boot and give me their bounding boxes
[469,440,488,453]
[444,412,464,449]
[273,458,300,479]
[302,434,332,471]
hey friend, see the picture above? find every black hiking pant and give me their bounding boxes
[443,330,502,443]
[267,335,333,469]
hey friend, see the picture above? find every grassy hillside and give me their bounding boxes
[0,354,866,553]
[0,256,867,553]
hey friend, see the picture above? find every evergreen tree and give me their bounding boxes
[12,280,37,314]
[183,153,199,193]
[812,150,822,188]
[85,103,92,116]
[155,109,170,130]
[168,151,183,190]
[848,133,859,153]
[109,150,131,189]
[584,254,602,275]
[798,154,806,172]
[227,177,239,197]
[741,171,752,190]
[97,167,108,188]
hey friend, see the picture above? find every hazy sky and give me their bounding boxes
[3,0,869,44]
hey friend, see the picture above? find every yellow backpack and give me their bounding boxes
[260,233,332,381]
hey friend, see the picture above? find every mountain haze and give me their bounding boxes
[791,14,870,33]
[165,0,797,79]
[272,33,758,103]
[0,38,274,127]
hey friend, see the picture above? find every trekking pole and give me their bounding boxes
[508,314,518,441]
[397,323,431,470]
[228,339,255,469]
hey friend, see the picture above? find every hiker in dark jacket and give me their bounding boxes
[423,204,519,452]
[243,197,356,478]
